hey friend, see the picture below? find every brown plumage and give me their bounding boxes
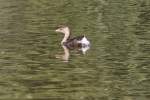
[55,25,90,50]
[63,35,84,49]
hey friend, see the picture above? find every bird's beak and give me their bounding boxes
[55,29,58,32]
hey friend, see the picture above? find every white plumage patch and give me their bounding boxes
[78,36,90,46]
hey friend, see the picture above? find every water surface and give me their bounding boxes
[0,0,149,99]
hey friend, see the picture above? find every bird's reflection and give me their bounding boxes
[55,45,90,62]
[55,45,70,62]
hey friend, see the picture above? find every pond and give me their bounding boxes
[0,0,149,99]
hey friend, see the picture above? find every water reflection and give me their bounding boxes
[55,45,69,62]
[55,45,90,62]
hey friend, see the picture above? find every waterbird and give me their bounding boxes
[55,25,90,54]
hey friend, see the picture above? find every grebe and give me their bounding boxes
[55,25,90,50]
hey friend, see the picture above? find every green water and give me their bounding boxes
[0,0,149,99]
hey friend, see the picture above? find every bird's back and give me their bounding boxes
[63,36,84,49]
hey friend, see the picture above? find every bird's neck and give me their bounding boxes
[61,31,70,44]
